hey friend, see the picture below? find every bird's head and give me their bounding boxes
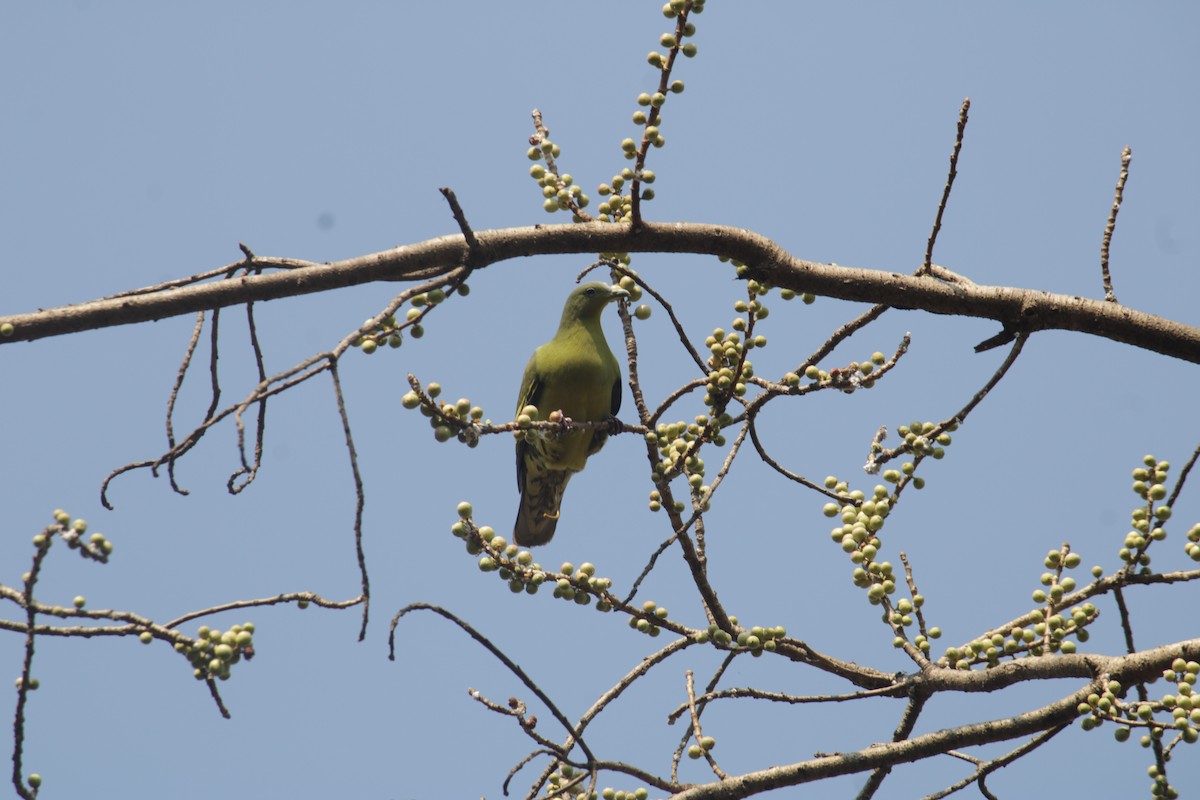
[560,282,629,324]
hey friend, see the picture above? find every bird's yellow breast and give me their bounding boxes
[527,326,618,472]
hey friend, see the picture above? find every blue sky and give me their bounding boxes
[2,2,1198,798]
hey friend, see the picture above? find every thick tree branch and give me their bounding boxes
[667,638,1200,799]
[2,222,1197,362]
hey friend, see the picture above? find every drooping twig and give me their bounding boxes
[387,603,596,767]
[101,270,466,508]
[10,546,49,800]
[228,285,270,493]
[204,677,231,719]
[329,361,371,640]
[514,636,695,799]
[163,309,212,497]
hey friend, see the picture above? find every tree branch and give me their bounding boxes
[2,222,1197,362]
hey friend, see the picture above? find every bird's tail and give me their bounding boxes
[514,469,572,547]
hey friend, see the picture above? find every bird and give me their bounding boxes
[513,282,628,546]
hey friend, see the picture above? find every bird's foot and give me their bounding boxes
[600,414,624,435]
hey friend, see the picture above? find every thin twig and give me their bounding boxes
[1165,439,1200,509]
[609,263,708,374]
[629,7,695,228]
[667,682,905,725]
[685,671,728,780]
[746,418,837,496]
[920,98,971,275]
[101,271,464,508]
[856,693,928,799]
[1099,146,1131,303]
[867,330,1028,473]
[228,285,270,493]
[163,310,210,497]
[388,603,595,767]
[799,304,889,375]
[513,637,694,798]
[204,677,231,719]
[329,361,371,640]
[920,725,1067,800]
[439,187,481,258]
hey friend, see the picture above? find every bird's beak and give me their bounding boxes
[609,285,630,300]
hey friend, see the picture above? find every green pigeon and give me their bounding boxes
[513,282,628,546]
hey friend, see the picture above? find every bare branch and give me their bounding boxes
[856,693,928,799]
[438,187,482,258]
[2,223,1197,362]
[920,725,1066,800]
[867,330,1028,474]
[920,98,971,275]
[1100,146,1131,303]
[329,361,371,640]
[685,670,729,780]
[388,604,596,767]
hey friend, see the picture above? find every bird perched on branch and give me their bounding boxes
[513,282,628,546]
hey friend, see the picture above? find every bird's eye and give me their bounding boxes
[585,287,596,296]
